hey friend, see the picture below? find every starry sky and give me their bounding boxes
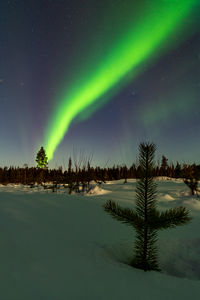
[1,0,200,168]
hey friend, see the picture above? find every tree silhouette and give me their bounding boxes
[160,155,168,176]
[183,164,200,196]
[36,147,48,169]
[103,142,192,272]
[36,146,48,186]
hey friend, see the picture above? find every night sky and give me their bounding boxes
[1,0,200,168]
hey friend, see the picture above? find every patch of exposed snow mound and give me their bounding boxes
[178,190,192,197]
[159,193,175,202]
[155,177,184,183]
[86,185,111,196]
[183,198,200,210]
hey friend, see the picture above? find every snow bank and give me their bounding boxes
[177,190,192,197]
[159,193,175,201]
[156,177,183,183]
[86,185,111,196]
[0,183,111,196]
[184,198,200,210]
[0,180,200,299]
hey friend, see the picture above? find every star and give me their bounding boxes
[131,90,137,96]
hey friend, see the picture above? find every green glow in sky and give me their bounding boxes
[45,0,195,160]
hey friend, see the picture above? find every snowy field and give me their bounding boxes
[0,178,200,299]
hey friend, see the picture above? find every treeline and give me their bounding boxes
[0,156,200,185]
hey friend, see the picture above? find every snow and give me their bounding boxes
[159,193,175,201]
[0,178,200,299]
[183,198,200,211]
[86,185,111,196]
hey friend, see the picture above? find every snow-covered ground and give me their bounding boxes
[0,179,200,299]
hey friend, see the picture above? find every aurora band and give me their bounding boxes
[45,0,196,160]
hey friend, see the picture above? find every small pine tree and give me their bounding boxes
[103,142,192,272]
[36,147,48,169]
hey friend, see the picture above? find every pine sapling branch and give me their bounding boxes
[103,200,144,230]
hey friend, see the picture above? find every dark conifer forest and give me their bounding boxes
[0,158,200,187]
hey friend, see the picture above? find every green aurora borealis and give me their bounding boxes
[44,0,196,161]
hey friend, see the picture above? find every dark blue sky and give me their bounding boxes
[0,0,200,168]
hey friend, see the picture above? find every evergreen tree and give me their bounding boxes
[103,142,192,272]
[183,164,199,196]
[122,165,128,183]
[36,147,48,169]
[68,157,72,173]
[174,162,181,178]
[36,147,48,186]
[160,155,168,176]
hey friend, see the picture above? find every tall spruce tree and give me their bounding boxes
[103,142,192,272]
[160,155,168,176]
[36,147,48,169]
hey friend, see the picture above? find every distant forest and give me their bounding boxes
[0,156,200,185]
